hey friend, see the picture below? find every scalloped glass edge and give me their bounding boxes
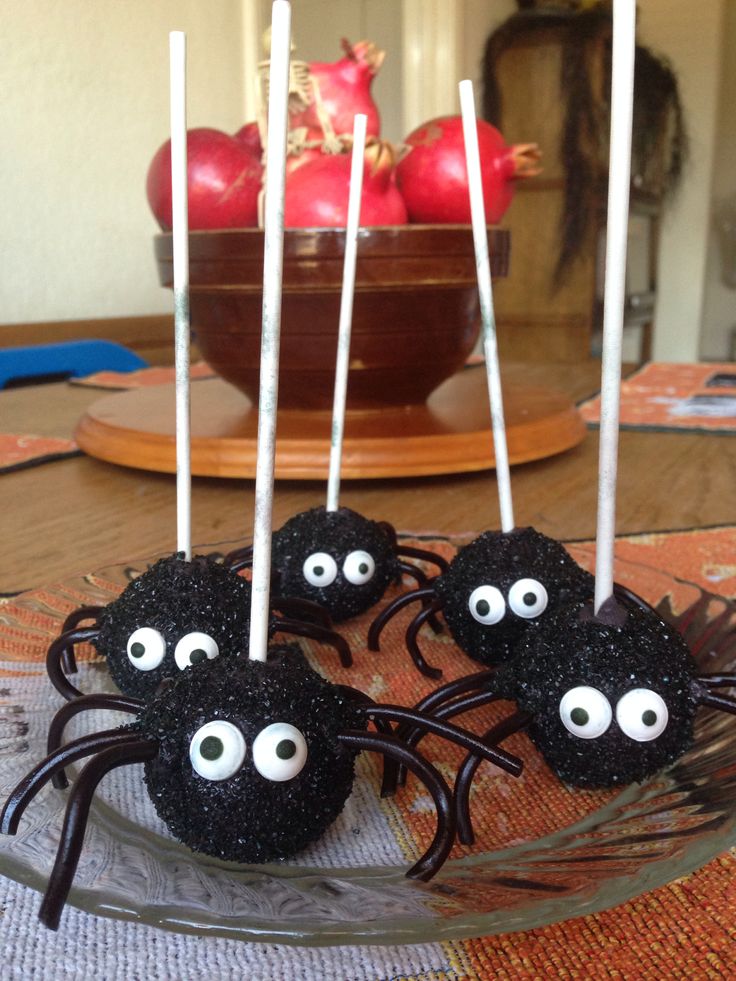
[0,538,734,947]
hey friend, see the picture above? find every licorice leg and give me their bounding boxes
[396,543,450,575]
[455,711,533,845]
[338,729,454,881]
[699,673,736,688]
[398,669,496,741]
[224,544,253,573]
[1,730,137,835]
[46,627,100,701]
[397,688,503,788]
[273,618,352,668]
[367,587,438,652]
[272,595,332,627]
[699,690,736,715]
[59,607,103,671]
[47,693,143,788]
[38,739,158,931]
[405,599,446,679]
[357,704,522,777]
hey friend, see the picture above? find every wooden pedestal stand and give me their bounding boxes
[75,367,585,480]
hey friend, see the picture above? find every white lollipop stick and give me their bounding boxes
[248,1,292,663]
[459,79,514,534]
[594,0,636,614]
[169,30,191,561]
[326,113,367,513]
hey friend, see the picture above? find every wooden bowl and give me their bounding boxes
[154,226,510,409]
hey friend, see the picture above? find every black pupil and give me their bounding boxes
[359,562,369,575]
[313,565,324,577]
[130,641,145,658]
[476,599,491,617]
[642,709,658,727]
[523,591,537,606]
[200,736,224,760]
[189,648,207,665]
[570,707,589,727]
[276,739,297,760]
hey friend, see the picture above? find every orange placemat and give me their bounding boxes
[2,526,736,977]
[579,362,736,433]
[0,433,80,474]
[70,360,215,390]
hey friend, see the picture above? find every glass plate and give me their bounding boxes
[1,541,735,947]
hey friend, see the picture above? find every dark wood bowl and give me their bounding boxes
[154,225,510,409]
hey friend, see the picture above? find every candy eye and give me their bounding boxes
[508,578,548,619]
[302,552,338,587]
[252,722,308,782]
[189,720,247,781]
[343,550,376,585]
[559,686,612,739]
[174,631,220,670]
[126,627,167,671]
[468,585,505,625]
[616,689,669,742]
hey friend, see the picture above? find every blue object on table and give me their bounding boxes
[0,340,148,389]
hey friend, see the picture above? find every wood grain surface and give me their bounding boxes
[73,369,585,479]
[2,362,734,593]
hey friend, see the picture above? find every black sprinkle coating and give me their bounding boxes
[271,506,399,622]
[496,599,698,787]
[94,554,253,699]
[435,527,594,666]
[138,646,365,864]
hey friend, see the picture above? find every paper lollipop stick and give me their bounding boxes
[248,0,292,663]
[594,0,636,614]
[325,113,368,513]
[169,30,191,561]
[459,78,514,533]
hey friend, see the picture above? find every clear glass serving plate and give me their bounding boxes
[0,541,735,946]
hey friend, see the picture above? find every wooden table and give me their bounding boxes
[2,361,735,593]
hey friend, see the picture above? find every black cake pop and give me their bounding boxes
[369,526,594,677]
[2,644,523,928]
[46,553,351,701]
[227,505,448,624]
[399,590,736,844]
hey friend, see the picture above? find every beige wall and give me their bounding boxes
[1,0,728,366]
[638,0,725,361]
[700,0,736,360]
[0,0,245,325]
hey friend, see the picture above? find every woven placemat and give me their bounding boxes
[579,362,736,434]
[69,361,215,390]
[1,526,735,979]
[0,433,80,474]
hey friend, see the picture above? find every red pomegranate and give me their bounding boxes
[289,39,384,144]
[284,141,407,228]
[146,128,263,230]
[233,121,263,157]
[396,116,541,224]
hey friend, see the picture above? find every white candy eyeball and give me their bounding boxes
[616,688,669,742]
[343,550,376,585]
[559,686,612,739]
[252,722,308,782]
[174,631,220,670]
[126,627,167,671]
[468,585,505,625]
[189,720,247,781]
[302,552,338,588]
[508,578,548,619]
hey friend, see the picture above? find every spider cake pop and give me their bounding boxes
[423,589,736,844]
[1,642,523,929]
[46,552,351,702]
[369,81,593,679]
[227,504,449,624]
[369,526,594,677]
[226,112,448,624]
